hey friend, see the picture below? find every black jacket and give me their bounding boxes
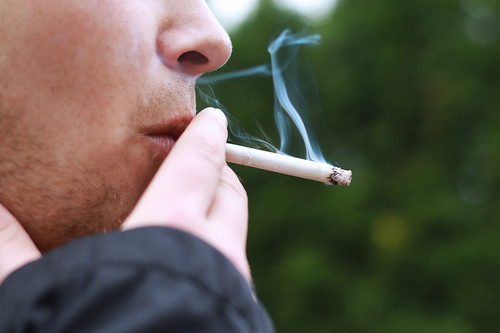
[0,227,274,332]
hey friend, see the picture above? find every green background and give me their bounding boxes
[200,0,500,332]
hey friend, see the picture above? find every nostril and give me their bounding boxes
[178,51,208,65]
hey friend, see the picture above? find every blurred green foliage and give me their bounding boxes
[201,0,500,331]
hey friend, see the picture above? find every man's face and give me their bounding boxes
[0,0,231,251]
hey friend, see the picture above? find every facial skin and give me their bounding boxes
[0,0,232,252]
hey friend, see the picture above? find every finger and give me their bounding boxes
[207,165,248,242]
[123,108,228,230]
[205,165,251,280]
[0,205,41,284]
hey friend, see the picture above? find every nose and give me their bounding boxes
[157,1,232,77]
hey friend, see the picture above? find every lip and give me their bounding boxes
[140,115,193,156]
[144,134,177,155]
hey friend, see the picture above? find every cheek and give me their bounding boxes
[14,1,156,125]
[5,1,161,164]
[4,1,160,207]
[0,1,166,240]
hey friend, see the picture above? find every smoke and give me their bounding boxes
[197,29,329,163]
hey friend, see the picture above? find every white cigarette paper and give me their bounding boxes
[225,143,352,186]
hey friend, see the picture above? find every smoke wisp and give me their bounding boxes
[197,29,330,164]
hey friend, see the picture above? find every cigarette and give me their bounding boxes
[225,143,352,186]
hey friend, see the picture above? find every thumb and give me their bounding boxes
[0,204,41,284]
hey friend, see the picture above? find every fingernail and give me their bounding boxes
[206,108,227,127]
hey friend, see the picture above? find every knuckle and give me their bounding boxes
[221,167,248,202]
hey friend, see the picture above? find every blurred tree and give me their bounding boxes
[200,0,500,331]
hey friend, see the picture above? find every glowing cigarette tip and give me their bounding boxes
[225,143,352,186]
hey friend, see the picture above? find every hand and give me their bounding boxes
[0,204,41,284]
[122,108,251,281]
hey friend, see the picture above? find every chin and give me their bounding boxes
[31,198,133,253]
